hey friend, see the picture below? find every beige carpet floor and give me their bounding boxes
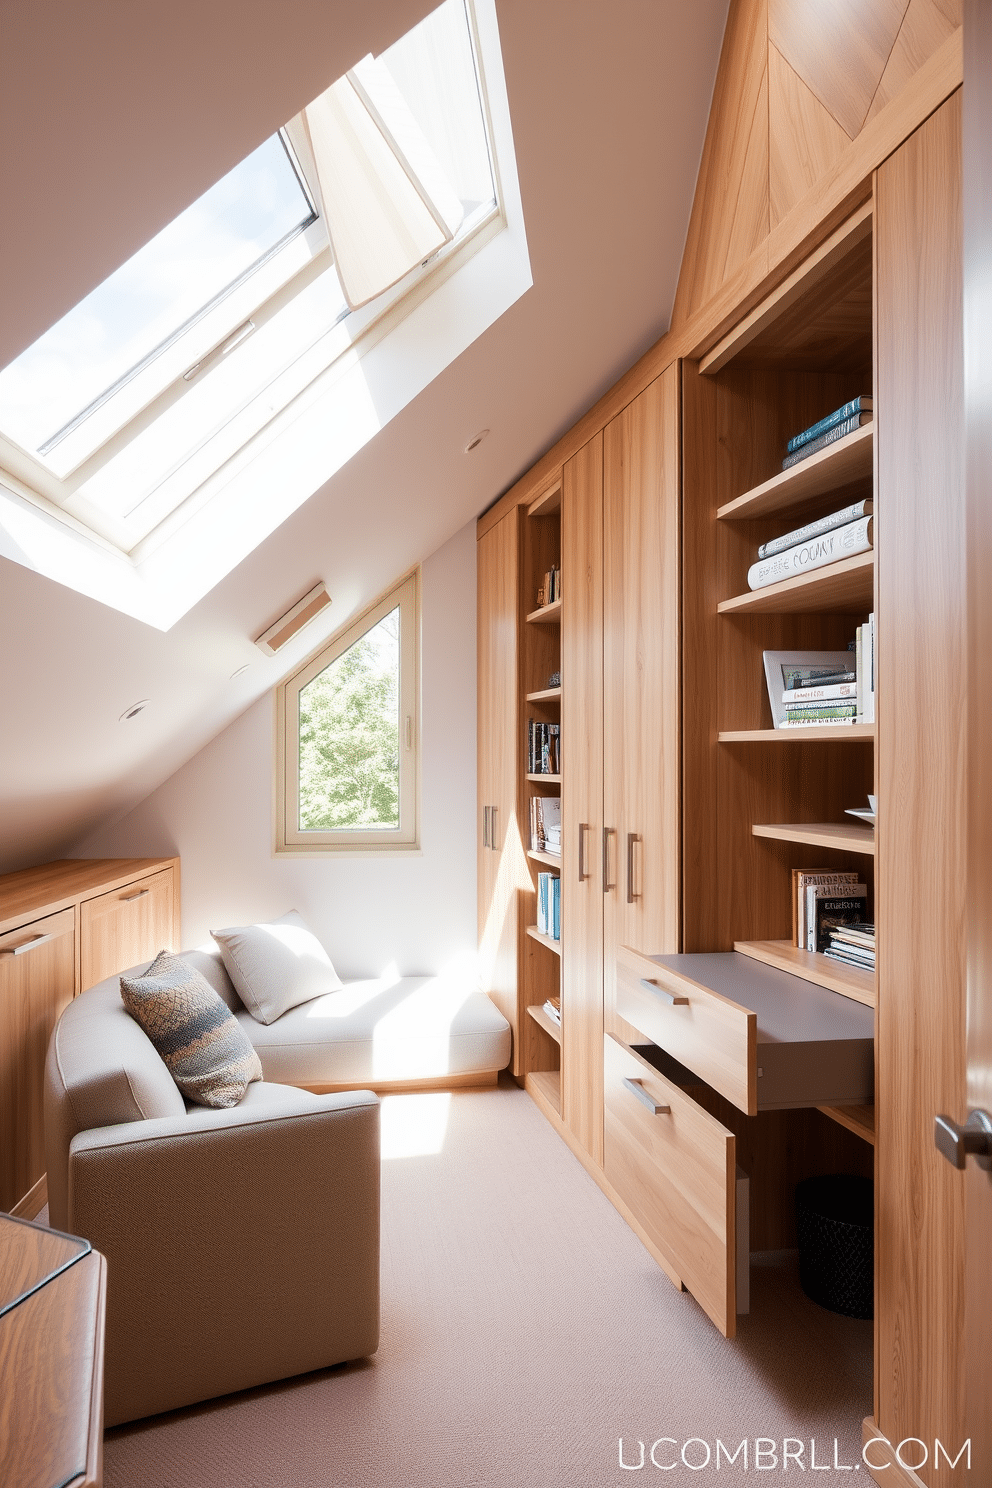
[101,1077,872,1487]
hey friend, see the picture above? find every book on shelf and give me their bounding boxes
[782,679,858,704]
[747,515,872,591]
[530,795,561,853]
[792,869,861,948]
[824,921,876,971]
[757,500,873,560]
[763,650,855,729]
[806,886,868,953]
[528,720,561,774]
[542,996,561,1026]
[782,702,859,722]
[536,872,561,940]
[536,566,560,608]
[782,411,873,470]
[856,612,875,723]
[786,396,873,454]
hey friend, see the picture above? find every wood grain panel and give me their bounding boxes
[0,910,75,1211]
[561,434,605,1165]
[79,866,177,990]
[0,858,177,937]
[770,0,910,138]
[603,369,681,1041]
[863,0,961,127]
[875,90,967,1477]
[604,1035,737,1335]
[476,510,524,1069]
[672,0,769,325]
[769,43,852,228]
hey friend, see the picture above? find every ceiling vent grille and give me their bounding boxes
[254,583,332,655]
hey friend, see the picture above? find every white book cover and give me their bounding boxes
[747,515,872,591]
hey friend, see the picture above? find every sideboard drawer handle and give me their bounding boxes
[640,976,690,1006]
[0,932,53,958]
[120,889,150,903]
[622,1076,671,1116]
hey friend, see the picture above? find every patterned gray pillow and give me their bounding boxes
[120,950,263,1108]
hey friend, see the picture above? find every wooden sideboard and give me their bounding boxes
[0,858,181,1215]
[0,1212,106,1488]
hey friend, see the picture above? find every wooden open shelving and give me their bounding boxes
[735,938,875,1008]
[719,725,875,743]
[526,925,561,957]
[526,1067,561,1119]
[718,550,874,616]
[527,1002,562,1045]
[818,1103,875,1146]
[716,422,873,522]
[527,848,562,869]
[526,686,562,702]
[526,772,561,784]
[525,598,561,625]
[751,821,875,855]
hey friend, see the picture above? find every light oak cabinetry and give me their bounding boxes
[0,857,180,1213]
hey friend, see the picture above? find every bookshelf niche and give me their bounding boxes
[682,204,877,1161]
[520,480,563,1110]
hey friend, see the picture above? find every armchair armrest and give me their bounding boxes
[68,1082,380,1426]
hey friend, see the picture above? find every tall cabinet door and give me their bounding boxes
[561,433,605,1163]
[603,365,681,1030]
[477,508,520,1057]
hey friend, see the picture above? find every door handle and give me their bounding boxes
[578,822,589,881]
[0,932,54,958]
[490,806,498,850]
[603,828,615,892]
[640,977,690,1007]
[626,832,640,904]
[622,1076,671,1116]
[934,1110,992,1169]
[120,889,150,903]
[483,805,490,849]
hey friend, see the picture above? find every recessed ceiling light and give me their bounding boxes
[464,428,489,453]
[230,663,250,680]
[119,700,149,722]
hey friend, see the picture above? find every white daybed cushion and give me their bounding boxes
[212,910,342,1025]
[239,976,511,1085]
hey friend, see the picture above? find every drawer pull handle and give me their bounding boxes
[483,805,490,849]
[0,932,53,958]
[622,1076,671,1116]
[640,977,690,1007]
[626,832,640,903]
[578,822,589,881]
[120,889,150,903]
[603,827,616,892]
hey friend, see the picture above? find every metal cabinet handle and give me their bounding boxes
[490,806,497,850]
[640,977,690,1007]
[626,832,640,904]
[603,827,615,892]
[483,805,490,849]
[120,889,150,903]
[578,823,590,881]
[622,1076,671,1116]
[0,932,53,958]
[935,1110,992,1169]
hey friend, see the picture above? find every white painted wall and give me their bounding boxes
[74,521,478,981]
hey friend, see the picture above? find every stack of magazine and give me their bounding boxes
[824,922,875,972]
[529,795,561,855]
[793,869,867,952]
[764,641,875,728]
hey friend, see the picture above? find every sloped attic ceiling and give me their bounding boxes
[0,0,730,874]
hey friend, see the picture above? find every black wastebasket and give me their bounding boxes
[795,1174,873,1319]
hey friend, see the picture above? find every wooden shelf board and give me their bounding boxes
[526,1068,561,1119]
[526,773,561,784]
[525,598,561,624]
[526,686,562,702]
[752,821,875,855]
[735,939,875,1008]
[718,551,874,616]
[527,849,562,869]
[526,1002,562,1045]
[817,1103,876,1146]
[717,424,874,521]
[527,481,562,517]
[526,925,562,956]
[719,725,875,743]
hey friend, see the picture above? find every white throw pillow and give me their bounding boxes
[211,911,342,1025]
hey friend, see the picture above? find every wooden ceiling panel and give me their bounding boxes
[768,43,852,227]
[863,0,961,127]
[769,0,910,138]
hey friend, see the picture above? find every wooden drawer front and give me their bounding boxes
[80,869,176,991]
[616,945,756,1113]
[0,908,76,1210]
[604,1034,737,1336]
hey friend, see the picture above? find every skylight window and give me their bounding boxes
[0,0,529,628]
